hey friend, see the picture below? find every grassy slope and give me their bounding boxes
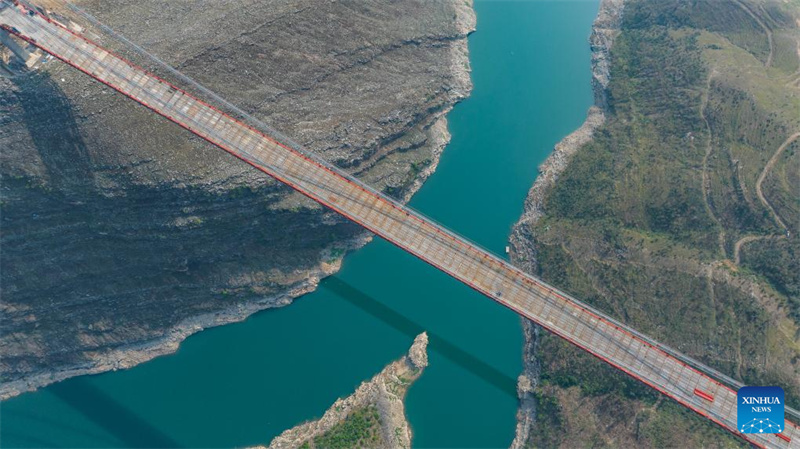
[523,1,800,447]
[305,406,384,449]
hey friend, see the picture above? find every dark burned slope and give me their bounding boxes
[512,0,799,447]
[0,0,474,398]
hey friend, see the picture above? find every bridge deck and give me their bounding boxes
[2,3,796,447]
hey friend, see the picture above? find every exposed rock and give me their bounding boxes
[407,331,428,370]
[516,373,533,397]
[511,105,605,256]
[0,0,475,399]
[508,0,623,447]
[590,0,624,109]
[262,332,429,449]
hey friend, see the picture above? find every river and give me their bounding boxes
[1,1,598,447]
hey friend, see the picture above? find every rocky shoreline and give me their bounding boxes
[508,0,624,447]
[0,0,476,400]
[263,333,430,449]
[0,112,443,400]
[0,236,358,400]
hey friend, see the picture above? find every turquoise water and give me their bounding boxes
[0,1,598,447]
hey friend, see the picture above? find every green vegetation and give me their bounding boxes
[638,400,745,449]
[521,0,800,447]
[312,406,383,449]
[624,0,772,64]
[741,237,800,321]
[548,24,717,252]
[526,390,563,448]
[540,335,656,401]
[762,139,800,231]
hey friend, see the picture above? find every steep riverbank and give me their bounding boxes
[508,0,623,446]
[0,0,475,400]
[263,333,429,449]
[508,0,800,446]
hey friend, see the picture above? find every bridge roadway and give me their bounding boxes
[1,3,797,447]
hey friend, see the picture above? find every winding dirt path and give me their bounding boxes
[755,131,800,232]
[787,36,800,88]
[721,2,797,266]
[732,0,774,67]
[733,235,768,265]
[731,132,798,265]
[699,70,727,257]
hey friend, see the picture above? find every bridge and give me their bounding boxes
[1,2,797,447]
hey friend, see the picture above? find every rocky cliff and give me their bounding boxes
[0,0,475,399]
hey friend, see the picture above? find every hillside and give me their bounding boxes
[0,0,475,398]
[511,0,800,447]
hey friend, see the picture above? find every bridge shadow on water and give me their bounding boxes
[25,276,514,449]
[321,276,518,398]
[4,407,120,448]
[49,379,181,448]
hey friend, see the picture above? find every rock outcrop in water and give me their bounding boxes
[263,333,429,449]
[0,0,475,399]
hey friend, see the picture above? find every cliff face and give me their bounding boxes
[511,0,799,447]
[0,0,475,399]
